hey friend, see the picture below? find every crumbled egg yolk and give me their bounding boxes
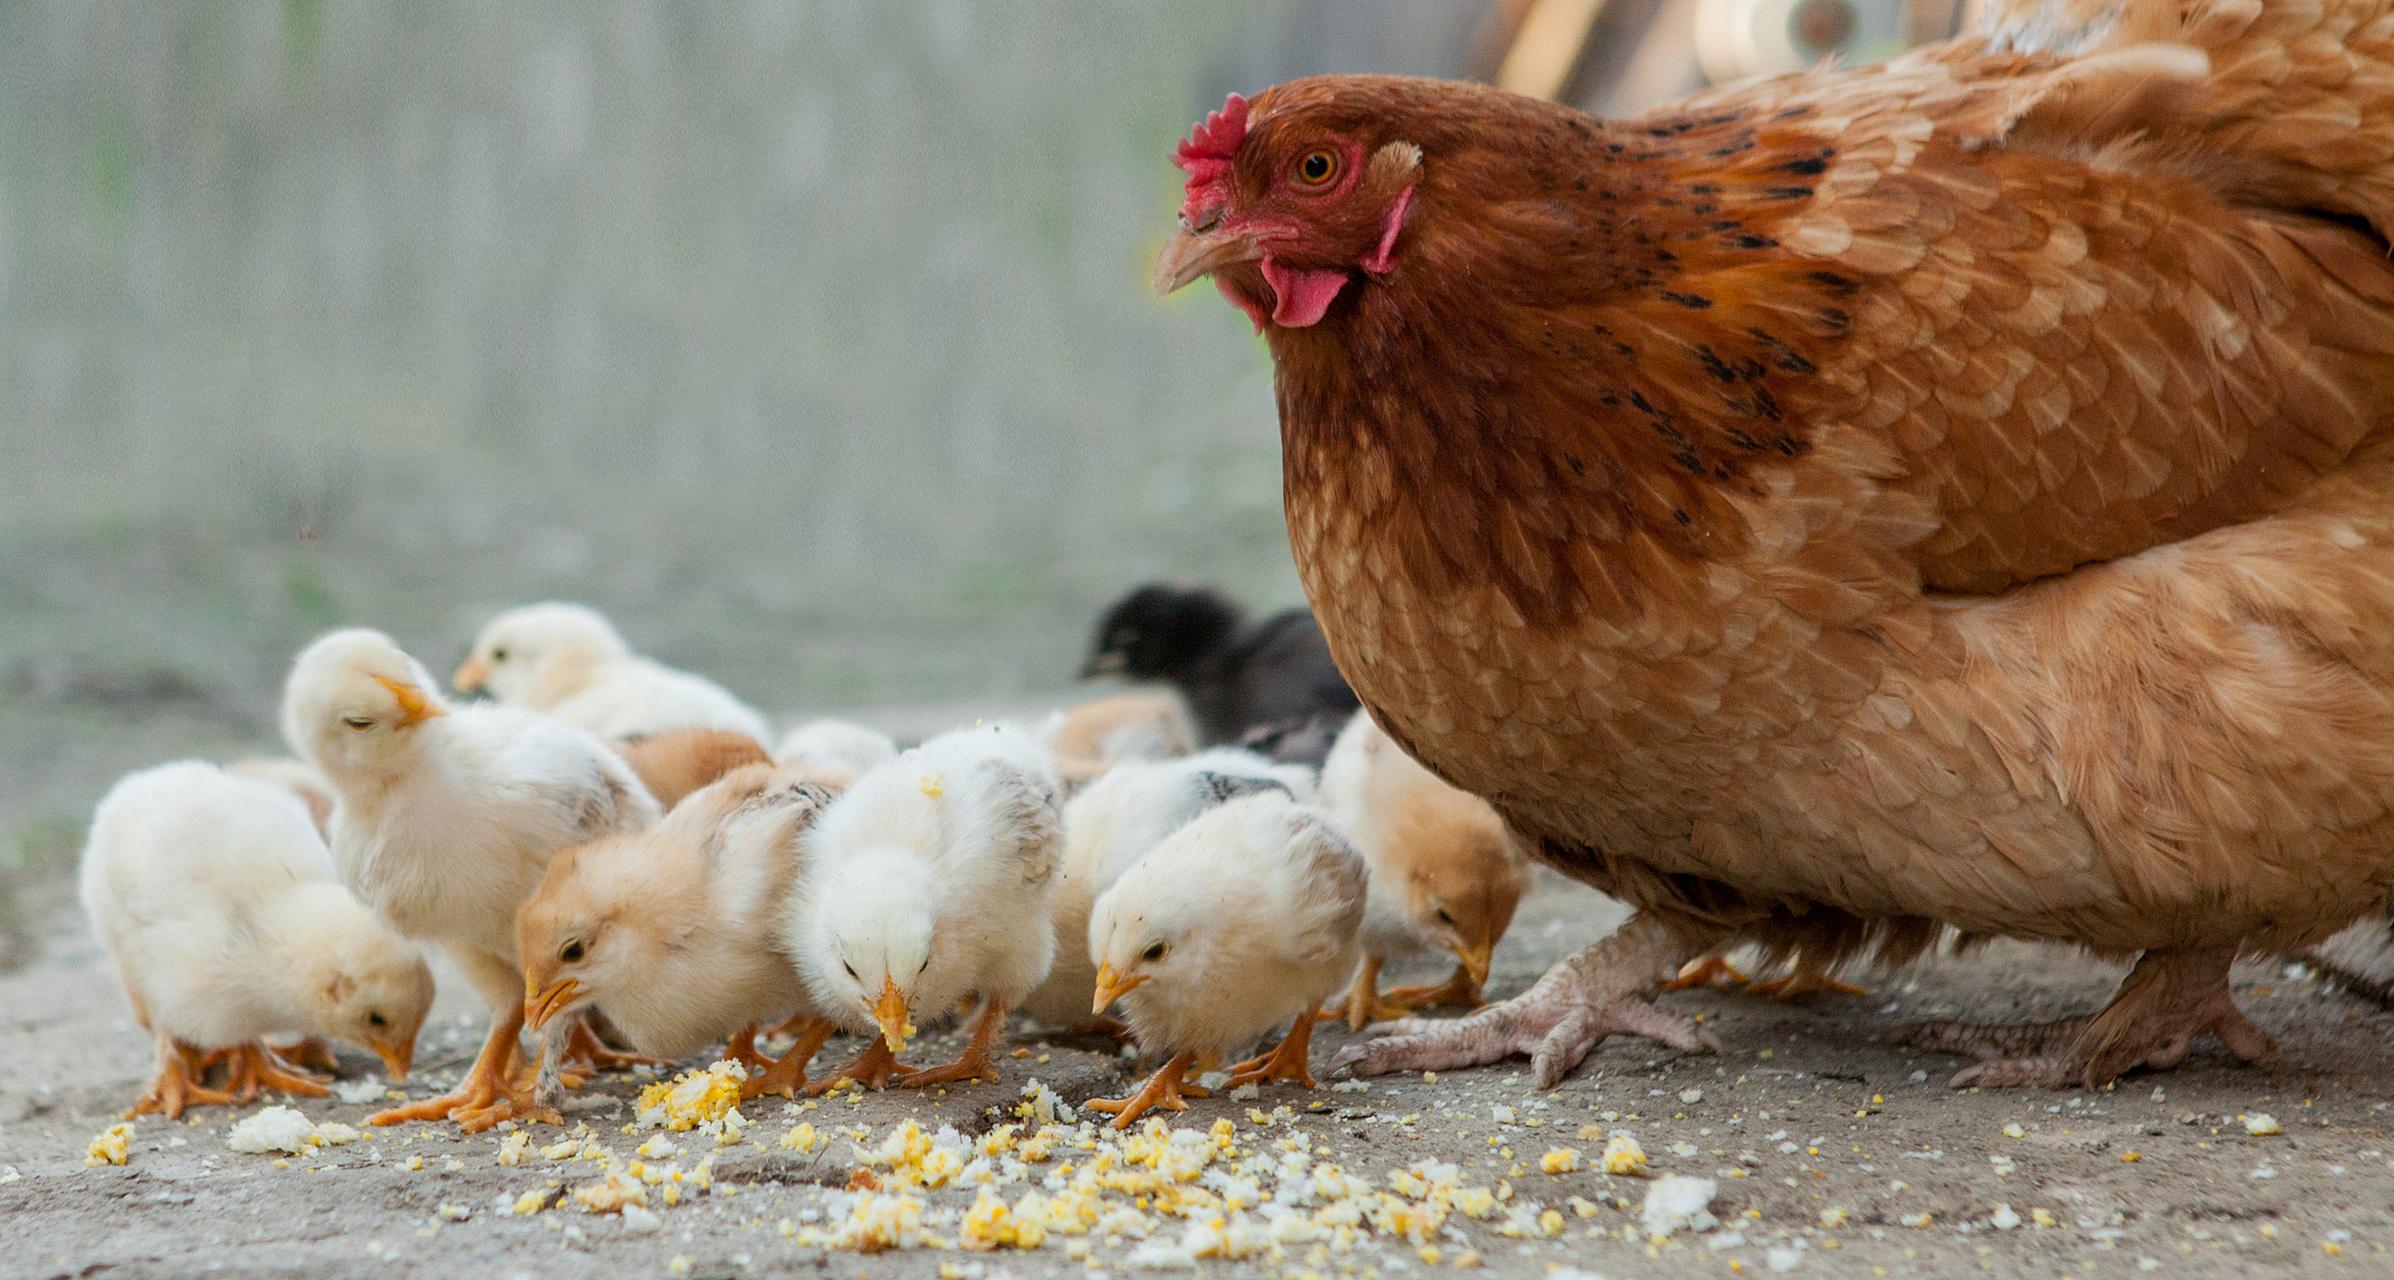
[496,1131,531,1166]
[1540,1147,1579,1174]
[635,1059,748,1133]
[1602,1134,1648,1176]
[85,1123,133,1167]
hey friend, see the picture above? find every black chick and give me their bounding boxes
[1081,584,1359,752]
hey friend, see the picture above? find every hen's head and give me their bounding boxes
[1154,80,1437,330]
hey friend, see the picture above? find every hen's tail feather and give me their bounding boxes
[1975,0,2394,238]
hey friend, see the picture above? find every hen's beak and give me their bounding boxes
[870,977,913,1054]
[370,1034,416,1082]
[452,657,491,693]
[1452,940,1495,990]
[1091,962,1149,1015]
[525,976,580,1032]
[1153,219,1266,296]
[371,675,447,728]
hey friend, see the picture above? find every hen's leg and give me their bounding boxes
[1662,952,1749,991]
[1340,956,1412,1029]
[1086,1051,1201,1129]
[127,1034,238,1119]
[1903,946,2277,1089]
[896,1001,1007,1088]
[805,1038,917,1094]
[744,1020,836,1100]
[1745,954,1868,999]
[1329,912,1722,1088]
[1227,1009,1320,1089]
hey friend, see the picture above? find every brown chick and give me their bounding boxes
[518,763,840,1101]
[1319,712,1529,1028]
[1048,693,1196,784]
[1160,0,2394,1093]
[612,728,776,809]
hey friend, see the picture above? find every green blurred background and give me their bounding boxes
[0,0,1504,960]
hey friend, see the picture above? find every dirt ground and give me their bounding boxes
[5,861,2393,1280]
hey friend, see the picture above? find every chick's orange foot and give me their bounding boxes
[218,1042,332,1103]
[1227,1009,1320,1089]
[1380,963,1488,1012]
[1087,1050,1205,1129]
[895,1001,1008,1088]
[1744,959,1868,1000]
[805,1039,916,1095]
[1902,946,2279,1089]
[562,1017,665,1074]
[128,1034,239,1119]
[1661,954,1749,992]
[1329,913,1720,1089]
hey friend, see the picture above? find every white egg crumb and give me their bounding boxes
[2245,1114,2282,1136]
[1991,1204,2021,1230]
[1679,1089,1703,1104]
[436,1203,471,1221]
[313,1122,361,1146]
[622,1204,663,1234]
[1640,1175,1717,1237]
[226,1107,320,1155]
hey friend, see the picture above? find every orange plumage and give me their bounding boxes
[1160,0,2394,1089]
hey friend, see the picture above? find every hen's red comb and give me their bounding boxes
[1174,94,1250,215]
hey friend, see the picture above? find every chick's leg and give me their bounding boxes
[561,1013,666,1074]
[1341,956,1414,1029]
[1903,946,2276,1089]
[219,1042,333,1102]
[1661,951,1749,991]
[1328,911,1724,1089]
[1381,962,1489,1012]
[127,1034,239,1119]
[1744,954,1868,999]
[744,1019,836,1101]
[370,1001,553,1130]
[805,1037,917,1094]
[271,1037,344,1074]
[895,1001,1007,1088]
[1227,1009,1321,1089]
[1086,1051,1202,1130]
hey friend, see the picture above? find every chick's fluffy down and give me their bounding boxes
[1090,792,1366,1060]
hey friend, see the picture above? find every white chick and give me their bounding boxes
[1019,748,1315,1029]
[283,627,661,1130]
[783,724,1062,1091]
[454,601,771,743]
[773,717,898,774]
[1046,693,1196,784]
[1087,791,1366,1127]
[519,763,841,1099]
[1318,712,1531,1027]
[80,761,434,1118]
[222,757,338,835]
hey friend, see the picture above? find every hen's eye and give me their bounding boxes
[1141,942,1167,962]
[343,716,374,730]
[1296,149,1338,186]
[561,940,585,963]
[368,1011,388,1027]
[491,647,509,662]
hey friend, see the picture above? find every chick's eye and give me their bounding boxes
[1295,148,1339,186]
[843,961,858,980]
[491,648,508,662]
[1435,908,1457,927]
[368,1011,388,1027]
[1141,942,1167,963]
[343,716,374,730]
[561,941,585,963]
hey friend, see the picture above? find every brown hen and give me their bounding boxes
[1156,0,2394,1089]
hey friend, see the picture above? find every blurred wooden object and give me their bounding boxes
[1496,0,1611,99]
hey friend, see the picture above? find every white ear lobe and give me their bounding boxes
[1367,141,1421,188]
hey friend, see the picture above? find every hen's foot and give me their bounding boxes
[1340,957,1412,1029]
[1661,953,1748,992]
[220,1043,332,1103]
[805,1039,916,1094]
[1745,959,1867,1000]
[1382,963,1487,1013]
[1906,947,2278,1089]
[1329,912,1721,1088]
[1227,1010,1319,1090]
[1087,1051,1201,1130]
[372,1006,547,1128]
[128,1035,238,1119]
[896,1002,1005,1088]
[743,1020,835,1100]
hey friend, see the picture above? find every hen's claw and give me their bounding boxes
[1903,947,2278,1090]
[1329,913,1720,1089]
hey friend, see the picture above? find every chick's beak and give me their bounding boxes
[1453,940,1494,990]
[1091,961,1149,1015]
[525,976,580,1032]
[870,976,912,1054]
[1153,217,1266,296]
[371,675,447,728]
[371,1035,416,1082]
[452,656,491,693]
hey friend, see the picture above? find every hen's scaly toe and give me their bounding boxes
[1899,1014,2092,1063]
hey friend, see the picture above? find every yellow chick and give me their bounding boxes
[79,761,432,1117]
[611,727,776,809]
[1318,713,1529,1028]
[518,764,842,1100]
[283,628,662,1130]
[1087,792,1366,1127]
[453,602,771,743]
[1020,748,1315,1031]
[782,726,1063,1092]
[1046,693,1196,785]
